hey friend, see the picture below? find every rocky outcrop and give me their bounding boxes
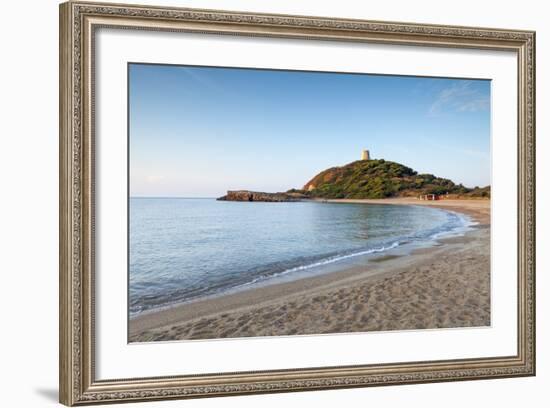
[217,190,303,202]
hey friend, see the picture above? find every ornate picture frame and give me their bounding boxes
[59,1,535,405]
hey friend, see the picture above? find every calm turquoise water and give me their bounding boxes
[129,199,469,315]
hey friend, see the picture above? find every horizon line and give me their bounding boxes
[130,196,218,199]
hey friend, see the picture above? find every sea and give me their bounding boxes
[129,198,472,316]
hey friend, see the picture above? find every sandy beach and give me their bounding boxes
[129,198,490,342]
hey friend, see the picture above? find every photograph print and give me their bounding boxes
[128,63,491,343]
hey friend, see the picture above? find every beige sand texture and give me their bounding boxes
[129,199,490,342]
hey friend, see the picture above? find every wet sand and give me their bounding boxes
[129,199,490,342]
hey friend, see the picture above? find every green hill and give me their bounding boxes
[293,159,488,199]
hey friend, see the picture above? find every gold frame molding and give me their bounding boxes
[59,1,536,405]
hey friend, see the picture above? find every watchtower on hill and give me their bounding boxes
[361,149,371,161]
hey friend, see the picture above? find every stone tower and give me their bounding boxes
[361,149,370,161]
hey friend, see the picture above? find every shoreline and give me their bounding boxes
[319,197,490,225]
[129,198,490,342]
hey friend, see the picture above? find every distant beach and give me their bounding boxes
[129,199,490,342]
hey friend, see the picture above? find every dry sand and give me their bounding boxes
[129,199,490,342]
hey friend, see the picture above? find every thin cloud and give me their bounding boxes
[181,68,222,92]
[429,81,489,116]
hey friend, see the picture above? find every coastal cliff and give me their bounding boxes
[217,190,304,202]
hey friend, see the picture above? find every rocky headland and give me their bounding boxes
[217,190,305,202]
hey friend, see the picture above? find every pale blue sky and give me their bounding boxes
[129,63,491,197]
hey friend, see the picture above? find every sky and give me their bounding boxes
[129,63,491,197]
